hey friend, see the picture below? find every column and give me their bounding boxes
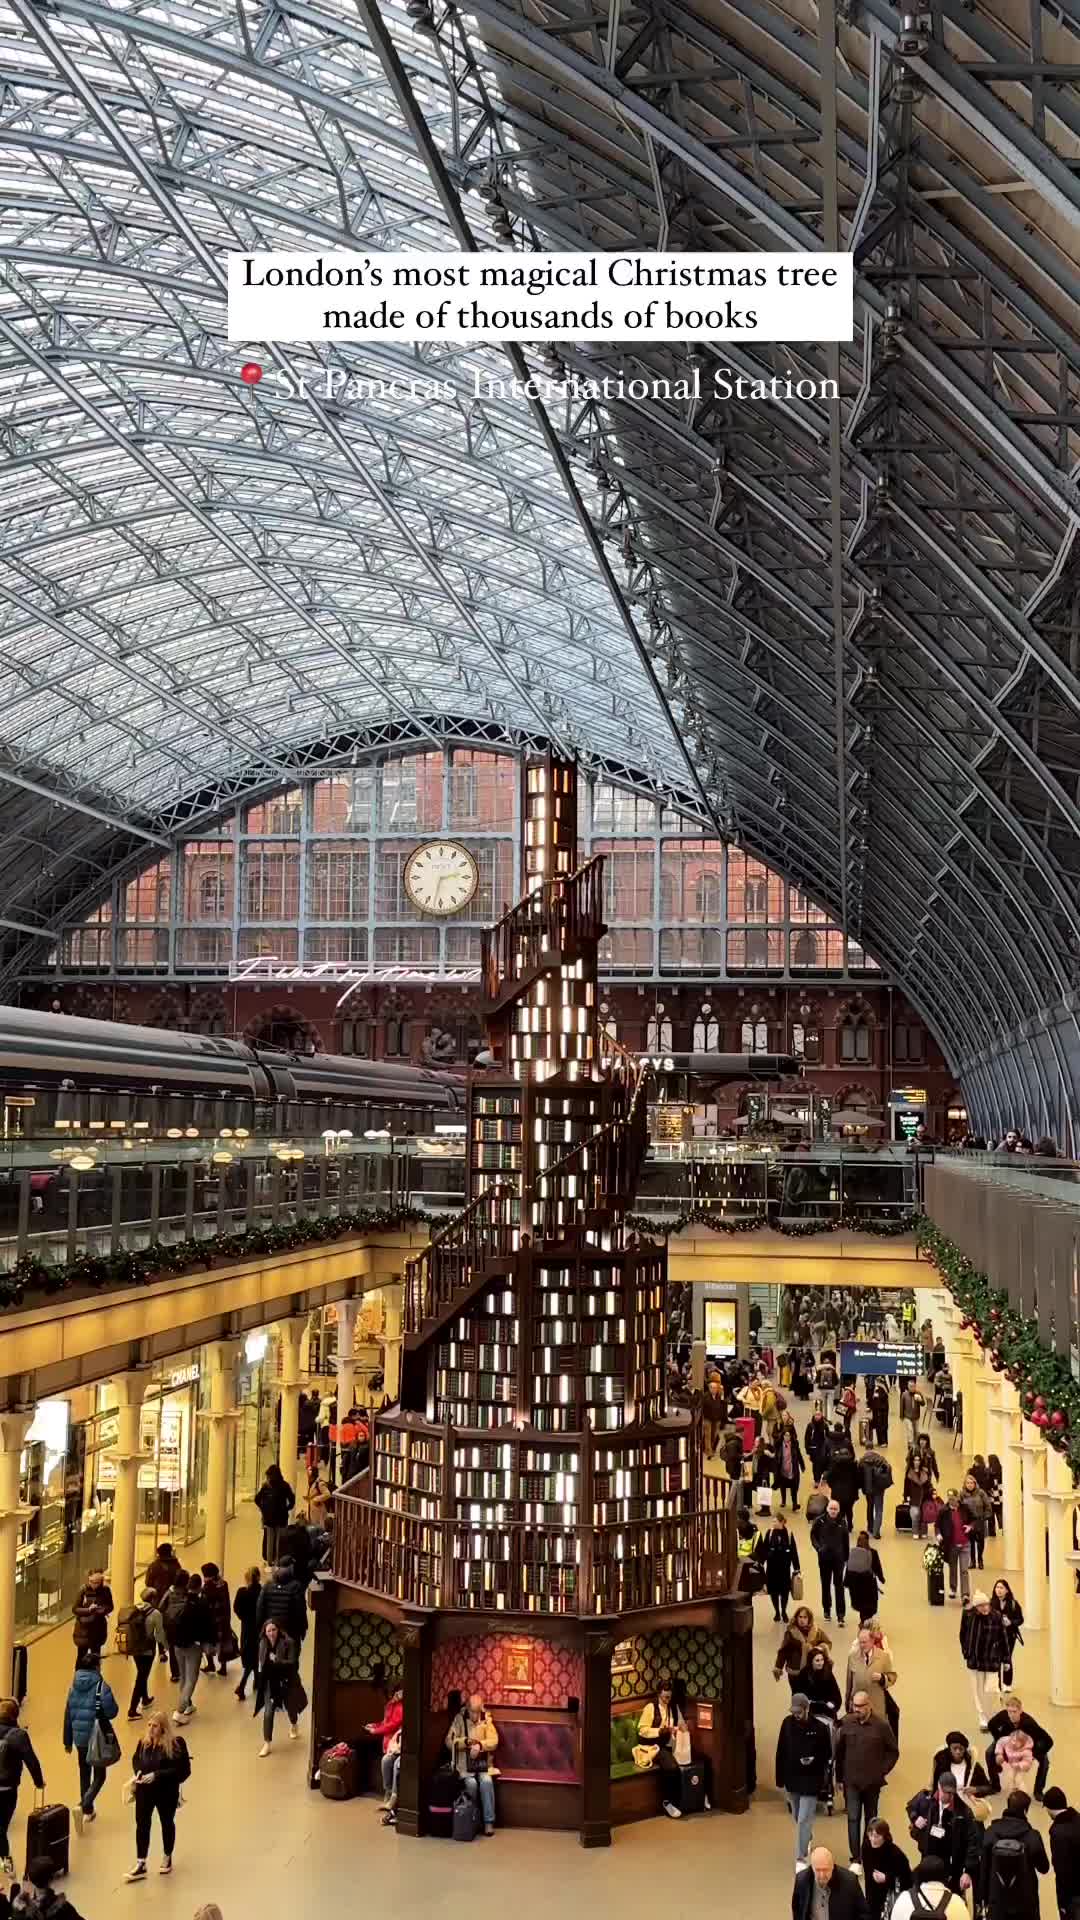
[277,1316,306,1480]
[973,1370,1000,1465]
[0,1412,35,1696]
[107,1372,150,1611]
[988,1392,1023,1567]
[334,1300,358,1485]
[956,1336,980,1454]
[395,1613,433,1839]
[382,1280,403,1405]
[1034,1444,1080,1706]
[1012,1435,1047,1631]
[198,1341,241,1573]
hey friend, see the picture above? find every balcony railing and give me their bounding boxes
[402,1184,516,1335]
[331,1492,735,1615]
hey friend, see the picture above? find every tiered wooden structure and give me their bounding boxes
[311,756,753,1845]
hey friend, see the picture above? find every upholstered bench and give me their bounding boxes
[610,1707,667,1825]
[496,1719,577,1785]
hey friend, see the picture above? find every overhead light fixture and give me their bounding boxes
[234,1127,250,1140]
[212,1150,234,1166]
[184,1126,199,1138]
[69,1152,97,1172]
[166,1128,183,1140]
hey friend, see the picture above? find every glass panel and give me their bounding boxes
[123,858,172,924]
[788,888,829,924]
[727,928,784,970]
[592,782,655,834]
[237,927,299,962]
[117,927,170,970]
[447,751,515,829]
[790,928,845,969]
[179,843,235,922]
[375,847,410,921]
[380,753,443,831]
[847,940,880,971]
[60,922,112,969]
[303,928,368,963]
[659,927,725,970]
[659,840,725,921]
[242,843,300,920]
[445,926,482,964]
[374,928,439,964]
[456,840,514,922]
[592,841,654,921]
[727,851,784,922]
[308,844,369,919]
[177,928,233,969]
[311,769,375,834]
[243,789,302,835]
[598,928,654,970]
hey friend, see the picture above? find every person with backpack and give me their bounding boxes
[979,1790,1049,1920]
[256,1559,307,1645]
[1042,1788,1080,1919]
[868,1380,891,1447]
[232,1566,262,1703]
[816,1358,839,1419]
[199,1564,232,1676]
[776,1691,832,1868]
[160,1567,190,1684]
[862,1817,912,1920]
[0,1697,45,1879]
[254,1465,295,1566]
[859,1448,893,1541]
[124,1710,191,1880]
[907,1772,979,1895]
[773,1412,806,1512]
[119,1587,166,1720]
[825,1433,860,1530]
[62,1651,118,1834]
[890,1853,969,1920]
[171,1574,213,1724]
[900,1382,925,1455]
[6,1854,87,1920]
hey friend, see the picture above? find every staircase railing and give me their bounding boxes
[530,1064,649,1242]
[481,855,605,1003]
[403,1183,515,1335]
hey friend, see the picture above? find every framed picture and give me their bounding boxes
[611,1639,634,1676]
[501,1640,534,1693]
[696,1702,714,1731]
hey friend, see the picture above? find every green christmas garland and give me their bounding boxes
[918,1218,1080,1477]
[0,1206,460,1311]
[626,1208,916,1240]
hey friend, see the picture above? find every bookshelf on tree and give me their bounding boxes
[311,755,752,1844]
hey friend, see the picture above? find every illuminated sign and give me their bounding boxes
[889,1087,927,1106]
[840,1339,920,1378]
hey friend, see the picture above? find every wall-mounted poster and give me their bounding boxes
[704,1299,737,1357]
[501,1639,535,1693]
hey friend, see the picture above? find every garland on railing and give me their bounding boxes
[626,1208,917,1240]
[918,1218,1080,1473]
[0,1206,461,1311]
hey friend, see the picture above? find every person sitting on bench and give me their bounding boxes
[446,1693,498,1836]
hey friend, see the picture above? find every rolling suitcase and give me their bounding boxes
[680,1760,707,1813]
[858,1416,873,1448]
[25,1793,69,1877]
[895,1502,913,1532]
[427,1765,458,1839]
[734,1416,756,1456]
[11,1644,26,1705]
[319,1748,356,1800]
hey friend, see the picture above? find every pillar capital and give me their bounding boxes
[1033,1486,1080,1506]
[0,1411,34,1456]
[109,1369,152,1411]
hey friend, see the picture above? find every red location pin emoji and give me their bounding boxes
[240,361,263,385]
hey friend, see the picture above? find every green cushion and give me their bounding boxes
[610,1711,641,1777]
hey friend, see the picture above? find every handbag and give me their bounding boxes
[87,1690,121,1770]
[791,1573,804,1601]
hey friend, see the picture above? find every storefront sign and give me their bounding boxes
[166,1362,199,1388]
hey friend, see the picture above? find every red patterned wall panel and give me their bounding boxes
[430,1634,584,1710]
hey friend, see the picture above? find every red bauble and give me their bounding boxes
[240,361,263,385]
[1050,1410,1067,1429]
[1031,1410,1048,1428]
[1024,1391,1036,1405]
[1034,1395,1048,1410]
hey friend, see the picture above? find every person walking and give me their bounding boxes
[845,1533,886,1626]
[931,1732,992,1800]
[254,1621,304,1757]
[811,1499,851,1625]
[8,1855,87,1920]
[984,1696,1053,1801]
[160,1567,190,1684]
[701,1374,728,1459]
[862,1818,912,1920]
[804,1405,832,1484]
[233,1566,262,1703]
[907,1772,979,1895]
[1042,1788,1080,1919]
[199,1564,232,1676]
[979,1789,1049,1920]
[756,1511,801,1622]
[960,1474,993,1571]
[123,1587,166,1721]
[937,1491,973,1602]
[868,1380,890,1448]
[254,1465,295,1566]
[899,1382,924,1455]
[845,1625,897,1721]
[793,1848,870,1920]
[802,1646,843,1725]
[256,1558,307,1646]
[171,1573,213,1725]
[960,1590,1011,1729]
[990,1580,1024,1689]
[143,1542,179,1607]
[826,1433,860,1530]
[776,1692,832,1869]
[859,1448,893,1541]
[891,1855,969,1920]
[905,1453,936,1540]
[774,1607,833,1688]
[62,1652,118,1834]
[0,1698,44,1878]
[834,1689,899,1871]
[774,1413,806,1512]
[124,1710,190,1881]
[70,1570,113,1665]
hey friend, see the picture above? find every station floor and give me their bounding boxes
[15,1409,1075,1920]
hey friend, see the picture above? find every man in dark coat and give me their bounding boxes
[906,1773,979,1894]
[256,1559,307,1644]
[811,1500,851,1624]
[777,1695,832,1868]
[71,1570,113,1659]
[985,1697,1053,1800]
[1043,1788,1080,1918]
[979,1790,1049,1920]
[825,1435,860,1529]
[793,1848,869,1920]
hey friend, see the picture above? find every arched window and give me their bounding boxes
[839,1018,872,1064]
[792,1023,804,1056]
[745,878,768,916]
[792,930,819,969]
[199,873,225,918]
[647,1005,672,1050]
[740,1021,769,1053]
[693,868,722,921]
[384,1018,407,1058]
[693,1004,719,1049]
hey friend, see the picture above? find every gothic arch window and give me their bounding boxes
[740,1020,769,1053]
[693,1003,719,1049]
[792,930,818,969]
[693,868,722,921]
[200,872,225,918]
[745,878,768,916]
[647,1003,672,1050]
[839,1016,872,1064]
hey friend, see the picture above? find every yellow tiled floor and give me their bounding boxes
[12,1405,1075,1920]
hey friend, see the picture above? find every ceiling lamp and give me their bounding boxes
[69,1152,97,1172]
[212,1150,234,1166]
[234,1127,250,1140]
[220,1128,233,1139]
[184,1126,199,1138]
[166,1128,183,1140]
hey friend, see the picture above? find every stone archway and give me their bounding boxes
[244,1004,323,1053]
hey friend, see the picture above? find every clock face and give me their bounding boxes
[403,840,479,917]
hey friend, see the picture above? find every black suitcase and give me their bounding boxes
[895,1502,913,1532]
[428,1765,458,1839]
[11,1644,26,1704]
[927,1564,945,1606]
[453,1792,480,1841]
[680,1760,707,1814]
[25,1796,69,1877]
